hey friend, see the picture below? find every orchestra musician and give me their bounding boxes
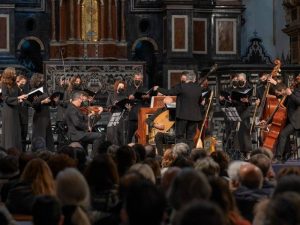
[146,96,175,156]
[154,71,203,149]
[219,73,252,159]
[274,75,300,162]
[64,91,105,153]
[16,74,30,151]
[30,73,56,151]
[56,76,71,147]
[1,67,27,150]
[106,80,129,146]
[127,72,150,143]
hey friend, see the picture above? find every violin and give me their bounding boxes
[80,106,103,115]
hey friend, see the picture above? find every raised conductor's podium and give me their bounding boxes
[137,96,176,145]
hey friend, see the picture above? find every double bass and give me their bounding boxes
[259,60,288,151]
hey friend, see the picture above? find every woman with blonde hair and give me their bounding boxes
[56,168,91,225]
[1,67,27,149]
[5,158,56,214]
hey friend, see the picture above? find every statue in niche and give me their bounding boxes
[81,0,99,41]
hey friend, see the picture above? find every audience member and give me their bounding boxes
[210,150,230,177]
[56,168,91,225]
[32,195,63,225]
[175,200,227,225]
[5,158,55,214]
[194,157,220,177]
[121,179,166,225]
[168,168,211,211]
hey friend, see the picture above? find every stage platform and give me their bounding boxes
[272,159,300,175]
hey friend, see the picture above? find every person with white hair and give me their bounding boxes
[154,71,203,149]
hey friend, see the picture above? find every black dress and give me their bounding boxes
[31,90,54,151]
[106,92,128,146]
[1,84,22,150]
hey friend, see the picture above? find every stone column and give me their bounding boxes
[100,2,105,41]
[76,1,81,40]
[121,0,126,42]
[108,0,113,40]
[69,0,75,40]
[59,0,65,41]
[115,0,119,41]
[51,0,56,41]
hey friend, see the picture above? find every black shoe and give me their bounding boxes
[283,151,292,162]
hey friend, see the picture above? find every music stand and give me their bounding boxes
[221,107,241,122]
[221,107,242,160]
[165,103,176,121]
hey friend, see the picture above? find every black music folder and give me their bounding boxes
[134,92,147,100]
[84,89,96,97]
[231,88,252,101]
[27,88,44,103]
[115,98,134,109]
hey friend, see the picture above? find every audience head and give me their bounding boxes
[132,144,146,162]
[176,200,227,225]
[129,163,156,184]
[227,160,249,190]
[249,153,271,178]
[56,168,90,225]
[122,179,166,225]
[116,145,136,176]
[119,171,144,200]
[190,148,208,162]
[273,175,300,197]
[32,195,62,225]
[208,177,238,216]
[210,150,230,177]
[168,168,211,210]
[144,144,156,158]
[161,167,181,193]
[194,157,220,177]
[239,163,263,189]
[107,144,119,160]
[162,148,175,168]
[264,192,300,225]
[276,167,300,180]
[172,143,190,159]
[84,154,119,190]
[21,158,55,195]
[0,155,19,178]
[47,154,77,178]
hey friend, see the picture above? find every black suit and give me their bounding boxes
[126,83,149,142]
[276,87,300,159]
[158,82,203,148]
[64,103,104,153]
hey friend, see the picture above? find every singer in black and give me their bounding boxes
[1,67,27,150]
[106,80,129,146]
[127,73,150,143]
[16,74,30,151]
[30,73,55,151]
[219,73,252,158]
[154,71,203,149]
[64,91,105,152]
[275,75,300,162]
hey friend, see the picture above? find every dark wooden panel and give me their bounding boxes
[174,17,186,50]
[193,20,206,52]
[0,17,7,50]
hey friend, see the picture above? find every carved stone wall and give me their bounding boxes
[44,61,145,94]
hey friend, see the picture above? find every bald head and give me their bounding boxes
[239,164,263,189]
[163,96,173,104]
